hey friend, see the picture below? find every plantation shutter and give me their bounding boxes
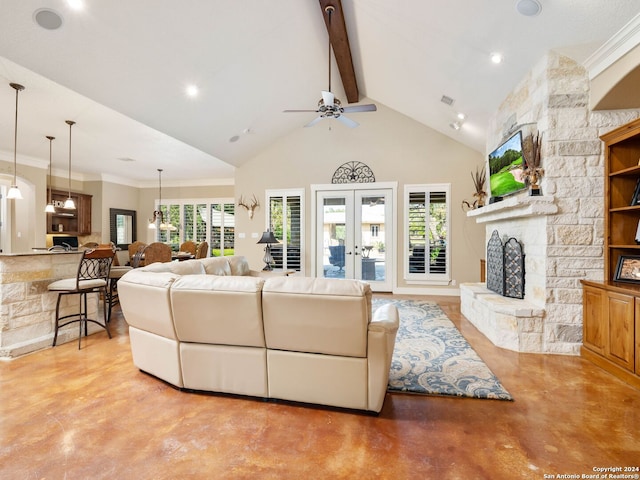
[267,189,304,274]
[405,184,451,283]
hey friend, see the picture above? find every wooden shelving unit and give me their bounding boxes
[581,117,640,389]
[46,189,92,235]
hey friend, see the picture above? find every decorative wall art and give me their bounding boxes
[331,161,375,184]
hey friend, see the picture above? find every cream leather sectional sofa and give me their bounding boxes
[117,256,399,413]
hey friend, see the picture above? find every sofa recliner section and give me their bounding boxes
[118,255,399,413]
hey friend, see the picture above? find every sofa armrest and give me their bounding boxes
[367,303,400,412]
[369,303,400,334]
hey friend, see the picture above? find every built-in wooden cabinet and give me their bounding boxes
[46,189,92,235]
[580,117,640,389]
[581,281,639,388]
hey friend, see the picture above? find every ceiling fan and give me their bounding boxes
[284,5,376,128]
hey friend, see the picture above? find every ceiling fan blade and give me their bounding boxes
[304,116,325,128]
[337,115,359,128]
[284,109,319,113]
[321,90,335,107]
[342,104,377,113]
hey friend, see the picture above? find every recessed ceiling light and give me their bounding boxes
[457,113,466,121]
[516,0,542,17]
[491,53,504,64]
[229,135,240,143]
[33,9,63,30]
[450,122,461,131]
[185,85,199,98]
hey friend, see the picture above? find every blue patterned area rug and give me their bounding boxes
[373,299,513,401]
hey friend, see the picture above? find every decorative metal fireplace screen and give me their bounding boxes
[486,230,525,299]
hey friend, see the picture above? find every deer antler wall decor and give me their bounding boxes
[238,194,259,219]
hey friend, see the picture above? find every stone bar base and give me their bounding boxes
[0,251,104,358]
[460,282,548,353]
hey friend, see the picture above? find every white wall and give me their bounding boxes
[234,102,486,291]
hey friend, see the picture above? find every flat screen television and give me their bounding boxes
[487,131,526,199]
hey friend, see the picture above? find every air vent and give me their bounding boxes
[441,95,455,106]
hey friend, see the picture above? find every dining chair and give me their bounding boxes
[48,248,114,349]
[195,241,209,259]
[179,241,197,255]
[143,242,172,264]
[128,241,146,266]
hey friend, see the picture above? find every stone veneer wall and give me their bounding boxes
[465,52,640,354]
[0,252,101,357]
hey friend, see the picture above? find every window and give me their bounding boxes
[370,224,380,237]
[153,199,234,256]
[404,184,450,283]
[266,189,304,274]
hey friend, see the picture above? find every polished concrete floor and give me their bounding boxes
[1,294,638,479]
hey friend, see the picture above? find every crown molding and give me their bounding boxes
[584,13,640,79]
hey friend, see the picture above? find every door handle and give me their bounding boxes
[346,251,352,255]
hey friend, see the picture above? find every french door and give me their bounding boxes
[314,186,394,292]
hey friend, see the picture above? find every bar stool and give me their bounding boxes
[48,248,114,349]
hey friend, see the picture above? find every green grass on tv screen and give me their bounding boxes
[490,157,525,197]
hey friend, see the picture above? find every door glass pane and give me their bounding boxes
[322,197,346,279]
[360,195,386,282]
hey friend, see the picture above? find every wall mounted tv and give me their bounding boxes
[488,131,526,199]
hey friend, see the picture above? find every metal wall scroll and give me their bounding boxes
[331,161,375,184]
[486,230,525,299]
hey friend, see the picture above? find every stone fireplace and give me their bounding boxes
[460,195,558,353]
[459,51,640,355]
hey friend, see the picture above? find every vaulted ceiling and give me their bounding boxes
[0,0,639,185]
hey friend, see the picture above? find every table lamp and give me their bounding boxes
[257,230,278,271]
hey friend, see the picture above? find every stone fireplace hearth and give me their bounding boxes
[460,195,560,353]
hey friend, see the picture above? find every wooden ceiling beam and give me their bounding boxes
[319,0,359,103]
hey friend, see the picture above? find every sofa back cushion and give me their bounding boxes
[171,275,266,347]
[227,255,251,276]
[199,257,232,276]
[262,277,372,357]
[169,260,206,275]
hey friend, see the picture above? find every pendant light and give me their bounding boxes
[148,168,163,229]
[63,120,76,209]
[7,83,25,200]
[44,135,56,213]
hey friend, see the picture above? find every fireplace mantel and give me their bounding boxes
[467,195,557,223]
